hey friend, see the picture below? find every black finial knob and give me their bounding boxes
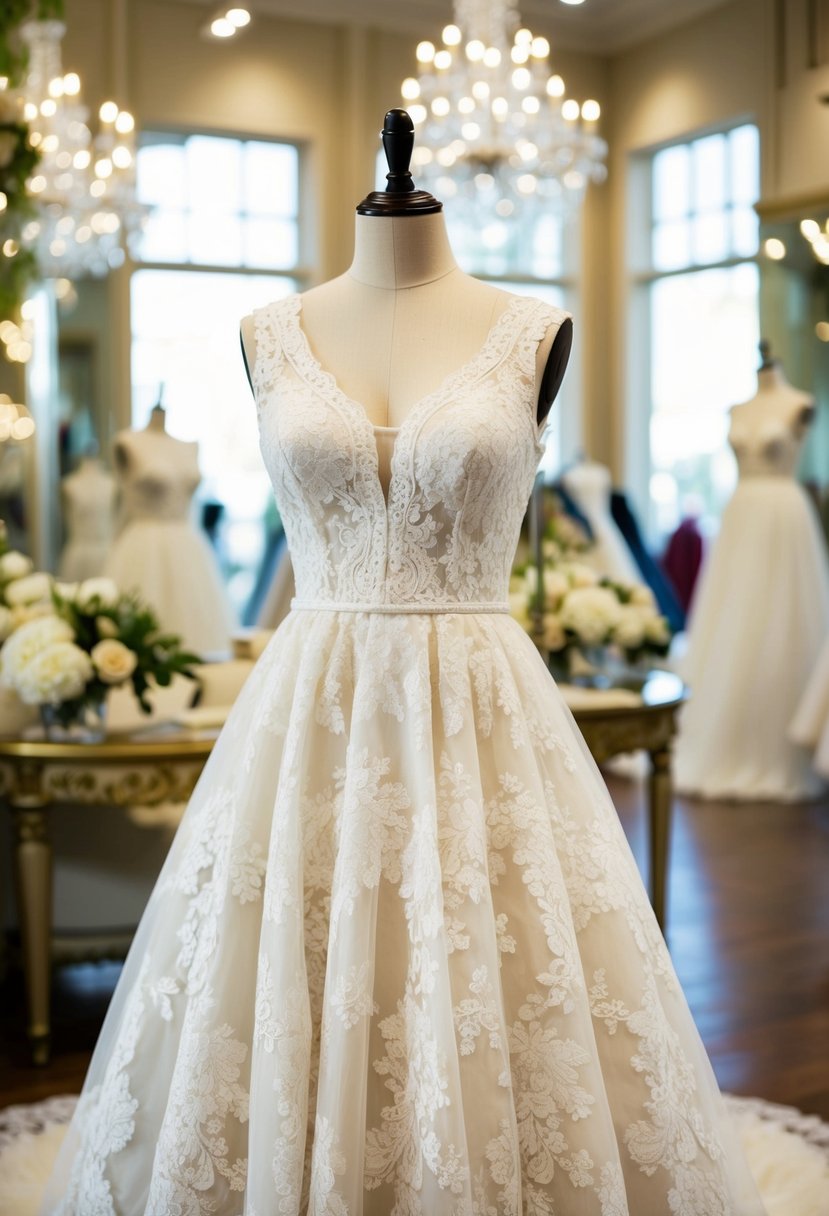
[759,339,775,369]
[356,108,442,217]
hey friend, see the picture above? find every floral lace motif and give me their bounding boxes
[46,291,764,1216]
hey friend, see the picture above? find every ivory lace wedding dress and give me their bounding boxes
[675,404,829,801]
[41,294,764,1215]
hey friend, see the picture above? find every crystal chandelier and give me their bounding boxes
[401,0,607,220]
[17,20,147,279]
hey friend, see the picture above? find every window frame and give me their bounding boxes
[625,116,761,534]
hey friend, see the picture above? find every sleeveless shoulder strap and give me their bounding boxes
[250,296,298,405]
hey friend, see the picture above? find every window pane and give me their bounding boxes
[186,135,242,213]
[188,213,243,265]
[693,133,727,212]
[243,217,298,268]
[140,208,188,262]
[137,144,186,209]
[731,205,759,256]
[693,210,729,263]
[653,144,690,222]
[244,142,298,216]
[653,219,692,271]
[649,263,759,535]
[729,123,760,205]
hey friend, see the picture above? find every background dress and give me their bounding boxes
[675,405,829,800]
[105,428,236,656]
[42,294,764,1215]
[58,460,116,582]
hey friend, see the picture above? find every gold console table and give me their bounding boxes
[0,726,217,1065]
[568,669,687,935]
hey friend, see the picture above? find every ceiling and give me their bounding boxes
[185,0,731,55]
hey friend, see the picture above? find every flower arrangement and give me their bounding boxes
[0,544,199,738]
[510,558,672,678]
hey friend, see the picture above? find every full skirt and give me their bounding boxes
[675,478,829,801]
[105,520,236,656]
[41,610,764,1215]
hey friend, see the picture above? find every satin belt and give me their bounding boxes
[290,598,511,615]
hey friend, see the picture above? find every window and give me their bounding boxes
[631,124,760,538]
[131,133,304,615]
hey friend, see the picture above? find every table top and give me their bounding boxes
[0,721,220,763]
[565,669,687,720]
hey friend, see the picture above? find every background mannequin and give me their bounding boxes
[561,457,640,582]
[676,350,829,800]
[57,452,116,581]
[105,406,236,656]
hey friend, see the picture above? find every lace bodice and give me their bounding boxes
[729,408,806,480]
[62,466,116,544]
[114,429,201,523]
[253,293,570,610]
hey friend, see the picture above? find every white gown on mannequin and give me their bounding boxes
[105,428,236,656]
[790,636,829,777]
[58,460,116,582]
[676,400,829,800]
[42,295,764,1215]
[561,461,640,583]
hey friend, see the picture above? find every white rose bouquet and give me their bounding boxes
[0,566,199,734]
[509,556,673,674]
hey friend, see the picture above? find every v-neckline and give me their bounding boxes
[278,292,529,513]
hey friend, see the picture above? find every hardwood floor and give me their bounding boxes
[2,776,829,1121]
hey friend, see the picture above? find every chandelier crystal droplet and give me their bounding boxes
[402,0,608,217]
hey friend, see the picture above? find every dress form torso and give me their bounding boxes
[113,424,201,524]
[241,212,564,446]
[729,364,813,480]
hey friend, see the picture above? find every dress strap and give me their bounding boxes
[250,297,296,409]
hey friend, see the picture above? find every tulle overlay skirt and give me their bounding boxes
[105,520,236,655]
[41,609,764,1216]
[675,478,829,801]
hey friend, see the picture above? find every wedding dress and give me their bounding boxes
[561,460,640,584]
[104,428,236,656]
[41,294,764,1215]
[675,402,829,801]
[58,459,116,582]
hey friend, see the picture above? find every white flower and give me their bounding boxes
[54,581,80,601]
[0,605,13,641]
[77,578,120,612]
[95,615,119,638]
[613,605,647,651]
[542,613,567,651]
[0,616,74,686]
[91,639,137,685]
[542,568,569,608]
[560,586,622,646]
[0,551,33,581]
[4,572,53,607]
[630,583,656,608]
[15,642,93,706]
[566,562,600,589]
[10,602,55,630]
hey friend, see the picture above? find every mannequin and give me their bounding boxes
[105,405,237,656]
[560,457,640,583]
[57,452,116,581]
[676,343,829,801]
[242,110,571,434]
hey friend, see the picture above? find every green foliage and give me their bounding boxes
[0,1,65,82]
[53,586,201,716]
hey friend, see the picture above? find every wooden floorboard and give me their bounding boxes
[2,776,828,1122]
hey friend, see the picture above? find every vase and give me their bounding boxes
[547,646,650,692]
[40,695,108,743]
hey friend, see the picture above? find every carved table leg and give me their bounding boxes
[648,745,673,934]
[12,804,53,1065]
